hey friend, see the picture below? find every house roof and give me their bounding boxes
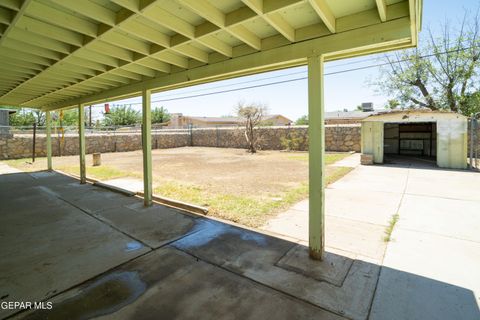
[0,0,422,111]
[182,114,292,123]
[0,106,18,114]
[363,110,467,122]
[325,110,380,120]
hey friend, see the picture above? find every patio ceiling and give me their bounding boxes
[0,0,422,110]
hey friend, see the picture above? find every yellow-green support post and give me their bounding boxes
[142,89,153,206]
[78,104,86,184]
[46,111,52,171]
[308,55,325,260]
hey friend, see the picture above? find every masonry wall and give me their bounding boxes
[0,125,361,160]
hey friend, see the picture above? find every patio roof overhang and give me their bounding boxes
[0,0,422,111]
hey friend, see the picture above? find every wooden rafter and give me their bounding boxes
[241,0,295,42]
[308,0,336,33]
[375,0,387,22]
[0,0,421,108]
[23,0,311,106]
[0,0,33,46]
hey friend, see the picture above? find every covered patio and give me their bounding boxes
[0,0,422,318]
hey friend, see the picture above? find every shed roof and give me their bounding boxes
[363,110,467,123]
[0,0,422,111]
[325,110,380,120]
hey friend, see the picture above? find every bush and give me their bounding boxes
[103,105,140,126]
[281,130,308,151]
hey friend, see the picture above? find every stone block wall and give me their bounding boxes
[0,125,361,160]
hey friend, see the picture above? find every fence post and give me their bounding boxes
[32,123,36,163]
[189,123,193,146]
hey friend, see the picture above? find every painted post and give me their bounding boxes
[46,111,52,171]
[32,122,36,163]
[142,89,153,206]
[308,55,325,260]
[78,104,86,184]
[470,118,474,169]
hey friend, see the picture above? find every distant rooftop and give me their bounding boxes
[176,114,292,123]
[325,110,385,120]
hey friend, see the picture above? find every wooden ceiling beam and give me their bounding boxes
[241,0,295,42]
[308,0,336,33]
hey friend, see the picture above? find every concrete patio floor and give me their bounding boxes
[264,160,480,320]
[1,158,479,320]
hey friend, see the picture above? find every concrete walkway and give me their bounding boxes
[263,159,480,319]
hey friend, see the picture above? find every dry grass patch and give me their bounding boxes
[154,166,353,227]
[4,148,355,227]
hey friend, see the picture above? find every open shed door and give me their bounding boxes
[437,119,468,169]
[361,121,384,163]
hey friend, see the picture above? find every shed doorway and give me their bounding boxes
[384,122,437,165]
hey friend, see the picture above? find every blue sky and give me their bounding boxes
[94,0,479,122]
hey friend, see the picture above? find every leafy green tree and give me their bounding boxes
[9,109,45,126]
[151,106,171,124]
[372,13,480,115]
[53,109,78,126]
[295,115,308,125]
[103,105,140,126]
[460,91,480,116]
[385,99,401,110]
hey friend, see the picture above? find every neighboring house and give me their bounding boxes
[325,110,380,124]
[167,113,292,128]
[325,103,384,124]
[0,107,17,135]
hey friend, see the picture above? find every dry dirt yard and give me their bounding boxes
[6,147,352,227]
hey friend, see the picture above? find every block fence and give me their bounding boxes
[0,125,361,160]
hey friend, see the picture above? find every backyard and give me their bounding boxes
[5,147,352,227]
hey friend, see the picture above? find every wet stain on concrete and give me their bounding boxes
[125,241,143,252]
[21,271,146,320]
[175,219,269,249]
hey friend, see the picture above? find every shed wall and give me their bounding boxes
[437,119,468,169]
[361,121,384,163]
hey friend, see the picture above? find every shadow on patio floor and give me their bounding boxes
[0,170,478,320]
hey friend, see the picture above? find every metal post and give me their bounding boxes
[142,89,153,206]
[89,105,92,127]
[46,111,52,170]
[32,122,36,163]
[470,118,474,169]
[78,104,86,184]
[308,55,325,260]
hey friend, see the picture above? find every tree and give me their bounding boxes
[295,115,308,125]
[385,99,400,110]
[54,109,78,126]
[372,12,480,116]
[103,105,140,126]
[236,101,267,153]
[9,108,45,127]
[151,106,171,124]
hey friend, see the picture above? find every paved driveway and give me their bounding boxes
[264,161,480,320]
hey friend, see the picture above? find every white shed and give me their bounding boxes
[361,110,468,169]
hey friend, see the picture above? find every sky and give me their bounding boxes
[91,0,480,122]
